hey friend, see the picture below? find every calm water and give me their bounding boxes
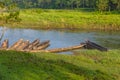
[0,27,120,52]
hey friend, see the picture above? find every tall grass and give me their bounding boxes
[0,9,120,30]
[0,50,120,80]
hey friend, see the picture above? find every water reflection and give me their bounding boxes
[94,32,120,49]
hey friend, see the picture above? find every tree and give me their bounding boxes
[96,0,109,12]
[75,0,81,8]
[113,0,120,11]
[0,2,5,8]
[0,0,120,12]
[0,1,21,23]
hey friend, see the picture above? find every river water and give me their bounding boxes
[0,27,120,52]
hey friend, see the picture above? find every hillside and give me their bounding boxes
[0,50,120,80]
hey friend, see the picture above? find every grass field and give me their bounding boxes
[0,9,120,30]
[0,50,120,80]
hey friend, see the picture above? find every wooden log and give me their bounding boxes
[25,39,40,50]
[85,41,108,51]
[16,40,30,50]
[30,44,85,53]
[9,39,23,50]
[37,40,50,47]
[45,44,85,53]
[37,43,50,50]
[0,39,9,49]
[34,40,50,50]
[25,50,49,53]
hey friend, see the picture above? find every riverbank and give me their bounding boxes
[0,50,120,80]
[0,9,120,31]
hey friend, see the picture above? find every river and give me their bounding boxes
[0,27,120,53]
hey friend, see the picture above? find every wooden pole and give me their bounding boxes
[47,44,85,53]
[9,39,23,50]
[16,40,30,50]
[85,41,108,51]
[25,39,40,50]
[37,43,50,50]
[37,40,50,47]
[0,39,9,49]
[30,44,85,53]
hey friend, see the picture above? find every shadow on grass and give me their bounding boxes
[41,59,115,80]
[0,51,115,80]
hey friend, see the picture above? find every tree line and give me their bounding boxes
[0,0,120,12]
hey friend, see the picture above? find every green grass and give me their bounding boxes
[0,50,120,80]
[0,9,120,30]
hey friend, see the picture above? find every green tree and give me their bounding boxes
[0,1,21,23]
[97,0,109,12]
[113,0,120,11]
[0,2,5,8]
[0,0,120,12]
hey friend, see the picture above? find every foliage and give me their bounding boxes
[0,0,120,12]
[0,1,21,24]
[96,0,109,12]
[2,9,119,31]
[0,50,120,80]
[6,11,21,23]
[0,2,5,8]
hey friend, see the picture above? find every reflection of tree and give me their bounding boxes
[95,33,120,49]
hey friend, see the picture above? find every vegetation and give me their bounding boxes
[0,0,120,12]
[0,1,119,80]
[0,9,119,30]
[0,50,120,80]
[0,1,21,25]
[0,1,120,30]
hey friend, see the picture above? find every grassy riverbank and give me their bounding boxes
[0,50,120,80]
[1,9,120,31]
